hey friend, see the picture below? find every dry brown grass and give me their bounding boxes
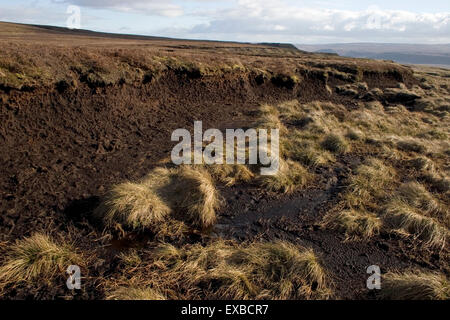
[346,128,364,141]
[95,181,172,230]
[208,163,255,186]
[256,104,288,134]
[380,271,450,300]
[0,233,83,290]
[259,159,310,193]
[146,240,331,300]
[397,139,427,154]
[293,145,334,167]
[174,165,221,229]
[321,134,349,154]
[324,209,381,240]
[408,156,436,172]
[280,130,335,167]
[423,171,450,193]
[107,286,166,300]
[96,165,221,231]
[385,199,448,248]
[397,182,444,218]
[344,158,396,208]
[118,249,142,268]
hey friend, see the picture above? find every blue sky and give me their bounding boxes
[0,0,449,44]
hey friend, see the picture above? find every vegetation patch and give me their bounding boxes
[384,199,448,248]
[96,165,221,232]
[115,240,332,300]
[380,271,450,300]
[324,209,381,240]
[259,159,310,193]
[0,234,83,291]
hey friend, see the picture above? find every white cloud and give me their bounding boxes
[274,25,286,31]
[0,6,64,25]
[54,0,184,17]
[3,0,450,43]
[165,0,450,43]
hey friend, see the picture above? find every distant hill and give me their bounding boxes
[296,43,450,68]
[257,43,301,51]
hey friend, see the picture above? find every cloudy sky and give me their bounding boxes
[0,0,449,44]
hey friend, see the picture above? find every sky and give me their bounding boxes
[0,0,449,44]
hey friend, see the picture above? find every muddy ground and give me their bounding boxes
[0,22,447,300]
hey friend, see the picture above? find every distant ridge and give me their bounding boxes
[258,43,300,51]
[0,21,252,46]
[30,23,172,41]
[296,43,450,68]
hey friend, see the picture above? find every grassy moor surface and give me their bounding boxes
[0,22,449,300]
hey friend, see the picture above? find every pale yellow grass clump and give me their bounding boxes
[174,165,221,229]
[408,156,435,172]
[344,158,396,207]
[107,286,166,300]
[118,250,142,268]
[0,233,83,289]
[259,159,310,193]
[95,181,172,230]
[325,209,381,240]
[423,171,450,193]
[153,240,331,300]
[96,165,221,231]
[385,199,448,248]
[294,145,334,167]
[277,100,304,122]
[291,101,345,135]
[380,271,450,300]
[346,128,364,141]
[396,138,427,154]
[397,182,443,217]
[281,131,335,167]
[257,104,288,134]
[407,157,450,193]
[258,100,347,167]
[208,163,254,186]
[321,134,349,154]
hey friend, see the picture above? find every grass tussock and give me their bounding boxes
[96,165,221,231]
[385,199,448,248]
[107,286,166,300]
[408,156,435,172]
[0,233,83,289]
[151,240,331,300]
[325,209,381,240]
[344,158,396,207]
[346,128,364,141]
[397,182,443,217]
[257,104,288,134]
[118,250,142,268]
[174,165,221,229]
[321,134,349,154]
[281,132,335,167]
[423,171,450,193]
[295,146,334,167]
[380,271,450,300]
[397,139,427,154]
[95,181,172,230]
[208,164,254,186]
[259,159,310,193]
[406,157,450,193]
